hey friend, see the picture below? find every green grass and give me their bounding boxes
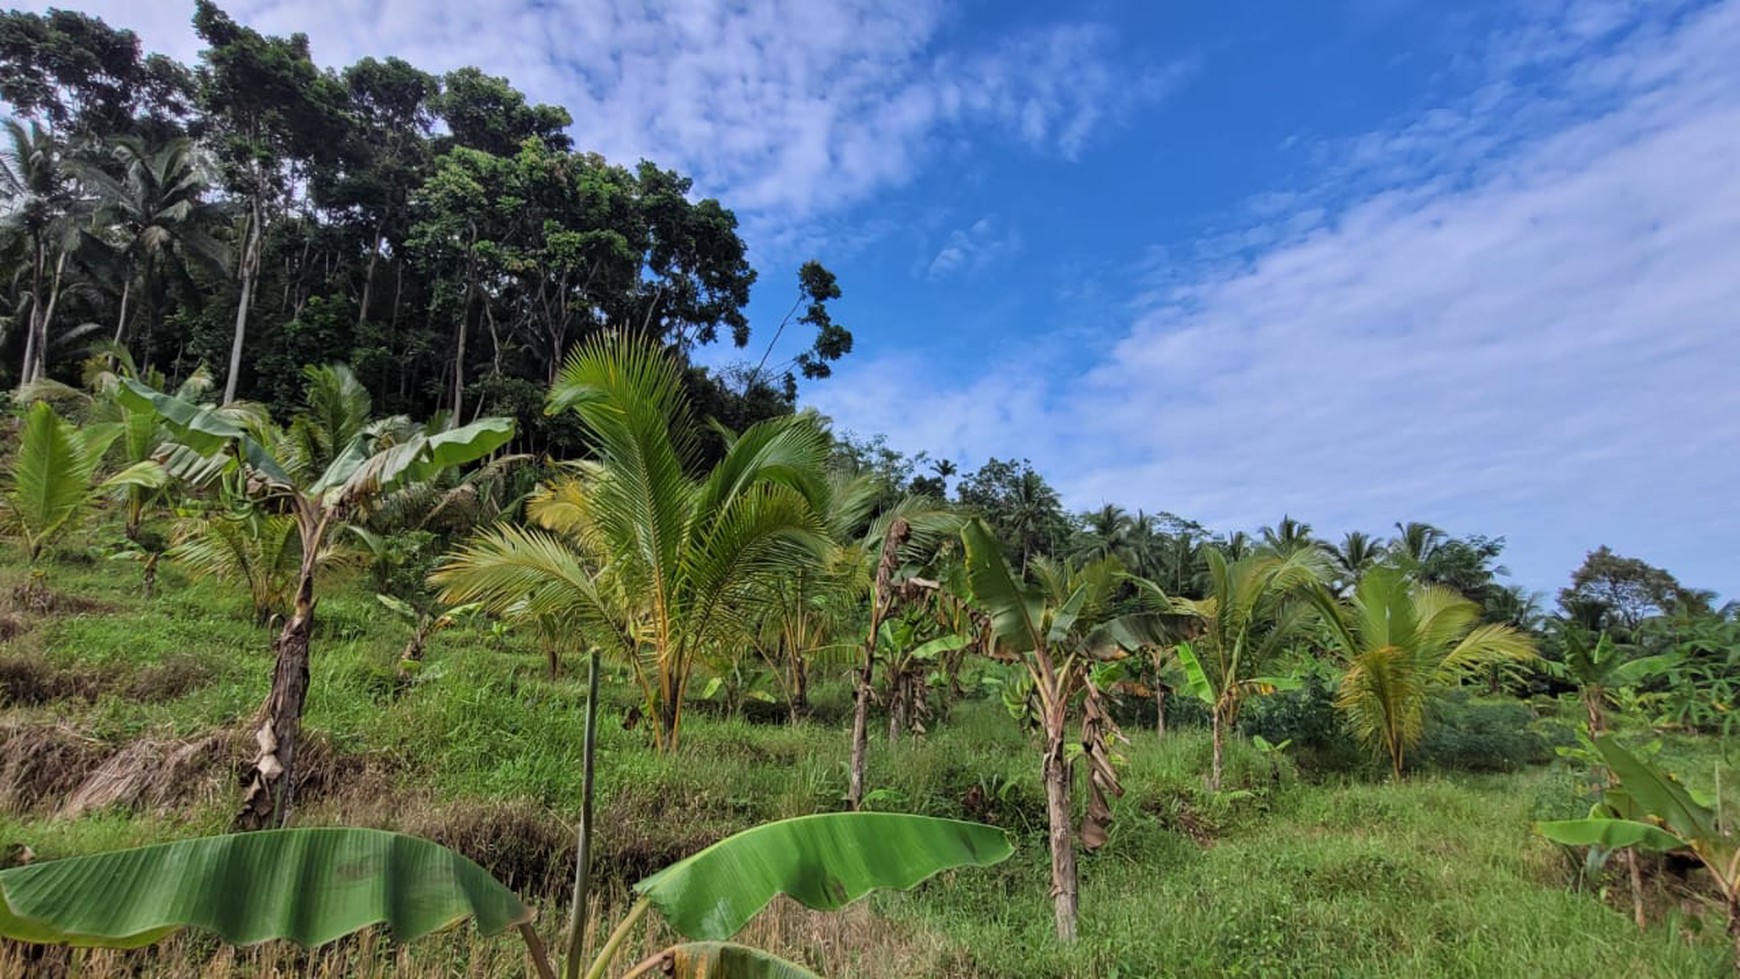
[0,531,1735,977]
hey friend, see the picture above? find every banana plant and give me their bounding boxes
[1537,735,1739,971]
[117,374,513,831]
[0,813,1013,979]
[1549,628,1679,734]
[0,399,165,565]
[876,614,969,741]
[960,518,1131,943]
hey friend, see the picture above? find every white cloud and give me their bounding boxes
[925,215,1021,280]
[811,0,1740,594]
[40,0,1181,237]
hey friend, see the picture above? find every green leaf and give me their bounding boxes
[653,942,822,978]
[633,813,1013,941]
[1174,642,1216,705]
[117,378,291,487]
[1594,735,1717,841]
[0,828,530,949]
[1536,818,1686,852]
[961,519,1044,655]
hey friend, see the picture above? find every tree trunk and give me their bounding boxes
[1726,892,1738,977]
[356,225,382,330]
[887,675,903,743]
[223,205,262,405]
[111,277,131,352]
[1155,684,1166,738]
[848,518,910,809]
[19,246,43,387]
[27,250,68,384]
[848,655,874,809]
[1210,705,1225,792]
[1042,727,1079,943]
[235,552,316,831]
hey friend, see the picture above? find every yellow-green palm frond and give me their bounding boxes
[1437,622,1537,682]
[429,524,630,664]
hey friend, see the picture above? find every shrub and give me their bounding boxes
[1413,693,1548,773]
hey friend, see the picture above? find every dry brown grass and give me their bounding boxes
[0,722,108,815]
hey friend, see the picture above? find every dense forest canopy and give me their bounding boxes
[0,3,851,452]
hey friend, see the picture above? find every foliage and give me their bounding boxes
[1309,567,1538,778]
[434,336,831,752]
[0,399,163,561]
[0,815,1012,979]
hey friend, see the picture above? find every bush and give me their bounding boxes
[1241,672,1364,774]
[1414,693,1548,773]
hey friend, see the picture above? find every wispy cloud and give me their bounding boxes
[925,215,1022,280]
[54,0,1183,238]
[812,0,1740,594]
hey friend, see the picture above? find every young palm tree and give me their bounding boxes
[0,399,164,565]
[119,372,512,829]
[1139,546,1326,789]
[432,336,831,754]
[1308,567,1537,779]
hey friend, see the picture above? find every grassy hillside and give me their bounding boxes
[0,533,1733,978]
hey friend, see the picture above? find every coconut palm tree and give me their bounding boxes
[77,136,229,364]
[1259,514,1318,556]
[432,336,831,754]
[119,371,512,830]
[1073,503,1131,565]
[1138,546,1326,789]
[1390,521,1447,570]
[1,121,89,386]
[1329,530,1384,594]
[1308,567,1537,779]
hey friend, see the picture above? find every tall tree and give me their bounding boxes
[0,9,194,143]
[193,0,350,403]
[1559,545,1707,634]
[78,136,229,356]
[956,457,1069,572]
[0,120,86,386]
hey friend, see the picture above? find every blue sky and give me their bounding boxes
[57,0,1740,599]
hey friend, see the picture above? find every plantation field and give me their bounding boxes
[0,543,1733,979]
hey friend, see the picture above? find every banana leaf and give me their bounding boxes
[0,828,530,949]
[634,813,1013,941]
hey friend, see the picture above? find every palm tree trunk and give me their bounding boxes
[19,245,43,387]
[1155,685,1166,738]
[1042,723,1078,942]
[235,537,317,830]
[28,250,68,383]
